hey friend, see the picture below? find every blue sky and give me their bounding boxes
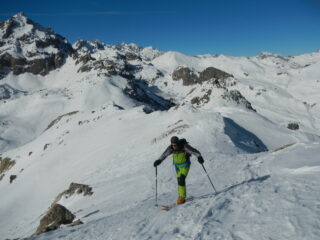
[1,0,320,56]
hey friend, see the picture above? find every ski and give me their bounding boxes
[160,196,194,211]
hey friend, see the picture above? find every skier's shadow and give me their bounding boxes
[196,174,271,200]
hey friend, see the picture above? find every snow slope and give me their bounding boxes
[27,141,320,240]
[1,103,320,240]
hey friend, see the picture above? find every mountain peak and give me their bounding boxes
[0,13,74,78]
[12,12,27,20]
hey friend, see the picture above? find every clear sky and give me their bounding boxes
[1,0,320,56]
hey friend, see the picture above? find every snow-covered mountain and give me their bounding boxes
[0,13,320,240]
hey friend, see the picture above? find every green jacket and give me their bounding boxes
[159,142,201,164]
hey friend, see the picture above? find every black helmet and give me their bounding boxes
[170,136,179,144]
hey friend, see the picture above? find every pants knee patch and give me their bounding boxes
[177,175,186,186]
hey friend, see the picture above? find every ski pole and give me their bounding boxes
[201,163,218,194]
[155,166,158,206]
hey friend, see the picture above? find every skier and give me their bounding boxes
[153,136,204,204]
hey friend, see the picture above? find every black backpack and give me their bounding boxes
[178,138,191,157]
[178,138,188,147]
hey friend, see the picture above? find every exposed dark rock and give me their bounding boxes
[191,89,212,106]
[124,79,175,112]
[73,39,105,55]
[0,50,70,77]
[287,123,299,130]
[0,157,16,182]
[273,143,296,152]
[32,204,75,237]
[190,96,201,105]
[113,103,125,110]
[222,90,256,111]
[78,64,93,73]
[0,14,74,79]
[30,182,93,236]
[125,52,142,61]
[172,66,233,86]
[258,52,290,62]
[172,67,198,85]
[17,33,34,44]
[155,70,164,78]
[75,54,96,65]
[200,67,233,82]
[0,157,16,176]
[45,111,79,131]
[52,183,93,207]
[9,175,17,183]
[2,18,18,39]
[43,143,50,151]
[78,120,90,125]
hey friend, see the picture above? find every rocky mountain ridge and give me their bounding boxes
[0,13,73,78]
[0,13,320,240]
[0,13,253,113]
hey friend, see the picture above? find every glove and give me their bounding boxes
[198,156,204,164]
[153,159,162,167]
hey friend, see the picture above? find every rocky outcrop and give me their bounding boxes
[73,39,105,55]
[9,174,17,184]
[0,13,74,79]
[77,58,135,79]
[200,67,233,83]
[124,79,175,112]
[0,157,15,181]
[32,204,75,237]
[51,182,93,206]
[222,90,256,111]
[172,66,254,110]
[190,89,212,106]
[287,122,299,130]
[172,66,234,86]
[32,183,92,236]
[45,111,79,131]
[172,67,198,85]
[273,143,296,152]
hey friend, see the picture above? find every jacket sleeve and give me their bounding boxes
[159,146,173,161]
[184,144,201,158]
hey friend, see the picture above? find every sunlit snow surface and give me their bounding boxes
[1,36,320,239]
